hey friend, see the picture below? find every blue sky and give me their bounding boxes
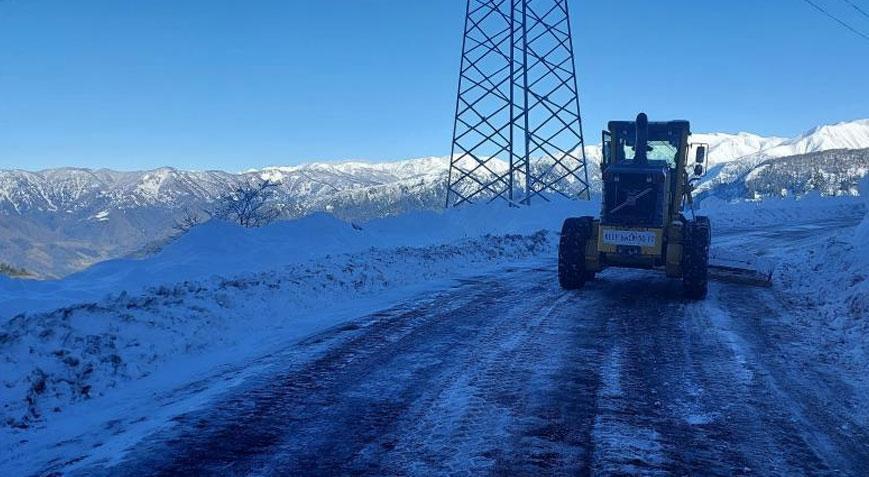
[0,0,867,172]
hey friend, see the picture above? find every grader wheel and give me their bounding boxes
[558,217,593,290]
[683,216,711,299]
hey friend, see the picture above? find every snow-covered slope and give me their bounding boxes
[0,200,593,320]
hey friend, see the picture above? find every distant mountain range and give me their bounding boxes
[702,148,869,201]
[1,119,868,278]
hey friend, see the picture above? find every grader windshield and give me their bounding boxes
[605,121,689,170]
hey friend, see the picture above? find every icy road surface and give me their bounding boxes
[62,222,868,476]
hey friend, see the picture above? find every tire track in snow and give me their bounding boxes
[712,282,869,475]
[589,272,674,476]
[591,343,667,476]
[95,267,602,475]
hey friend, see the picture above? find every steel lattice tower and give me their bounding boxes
[445,0,591,207]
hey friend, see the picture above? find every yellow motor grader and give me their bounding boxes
[558,113,769,298]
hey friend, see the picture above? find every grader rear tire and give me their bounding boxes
[683,216,710,299]
[558,217,593,290]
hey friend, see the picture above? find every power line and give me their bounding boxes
[841,0,869,20]
[800,0,869,42]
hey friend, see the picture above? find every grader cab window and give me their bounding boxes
[611,126,684,169]
[620,140,678,168]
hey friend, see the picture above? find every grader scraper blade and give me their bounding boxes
[708,250,774,287]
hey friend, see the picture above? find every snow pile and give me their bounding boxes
[0,231,553,429]
[854,175,869,256]
[771,181,869,368]
[0,199,601,430]
[775,242,867,368]
[0,200,596,320]
[699,193,864,230]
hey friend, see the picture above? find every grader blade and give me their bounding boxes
[708,251,774,287]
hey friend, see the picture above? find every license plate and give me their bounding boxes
[602,229,656,247]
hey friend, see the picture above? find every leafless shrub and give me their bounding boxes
[214,179,281,228]
[173,207,209,233]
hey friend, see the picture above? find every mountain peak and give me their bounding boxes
[772,118,869,156]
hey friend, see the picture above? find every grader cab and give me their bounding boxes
[558,113,712,298]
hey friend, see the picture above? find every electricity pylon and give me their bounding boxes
[445,0,591,207]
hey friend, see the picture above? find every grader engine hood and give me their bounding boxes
[600,113,685,229]
[602,165,669,227]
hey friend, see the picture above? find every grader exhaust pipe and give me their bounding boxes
[635,112,649,163]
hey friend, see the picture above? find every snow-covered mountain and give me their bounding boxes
[691,132,787,165]
[1,119,868,278]
[697,119,869,193]
[754,119,869,158]
[707,148,869,200]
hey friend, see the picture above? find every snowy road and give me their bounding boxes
[70,219,869,476]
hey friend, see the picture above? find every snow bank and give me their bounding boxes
[775,242,868,368]
[770,182,869,368]
[0,200,588,473]
[0,199,597,321]
[0,198,597,431]
[0,198,603,431]
[699,193,864,229]
[853,175,869,259]
[0,231,553,430]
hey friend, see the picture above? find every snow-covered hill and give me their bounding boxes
[1,118,868,277]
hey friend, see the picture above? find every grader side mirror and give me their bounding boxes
[694,164,704,176]
[695,146,707,164]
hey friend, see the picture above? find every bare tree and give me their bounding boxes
[214,179,282,228]
[173,207,209,233]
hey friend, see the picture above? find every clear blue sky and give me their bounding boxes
[0,0,867,171]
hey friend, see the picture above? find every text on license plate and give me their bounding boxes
[602,230,656,247]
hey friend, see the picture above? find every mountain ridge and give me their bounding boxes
[1,118,868,278]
